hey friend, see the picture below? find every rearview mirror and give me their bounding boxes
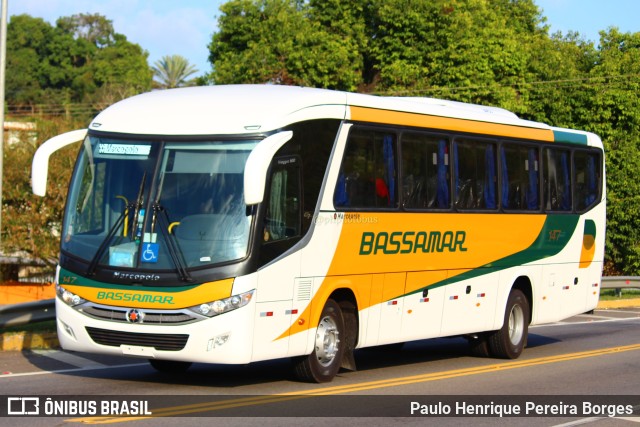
[244,131,293,205]
[32,129,87,196]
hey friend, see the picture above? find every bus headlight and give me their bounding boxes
[189,290,254,317]
[56,284,87,307]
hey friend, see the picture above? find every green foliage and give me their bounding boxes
[4,4,640,276]
[206,0,640,275]
[5,13,152,115]
[586,30,640,274]
[2,12,153,268]
[3,118,83,267]
[152,55,199,89]
[209,0,361,90]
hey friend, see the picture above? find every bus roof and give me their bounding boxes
[88,85,595,145]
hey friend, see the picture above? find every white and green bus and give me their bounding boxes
[32,85,605,382]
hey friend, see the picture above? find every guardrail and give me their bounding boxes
[0,276,639,329]
[0,299,55,328]
[601,276,640,289]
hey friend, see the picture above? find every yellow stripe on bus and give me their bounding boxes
[350,106,555,141]
[62,278,234,309]
[278,214,547,340]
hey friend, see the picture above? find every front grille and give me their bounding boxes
[86,327,189,351]
[80,305,198,325]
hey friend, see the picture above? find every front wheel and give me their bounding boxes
[293,299,345,383]
[488,289,529,359]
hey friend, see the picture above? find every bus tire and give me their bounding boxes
[293,299,345,383]
[148,359,192,374]
[488,289,529,359]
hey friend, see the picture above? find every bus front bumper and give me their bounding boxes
[55,297,256,365]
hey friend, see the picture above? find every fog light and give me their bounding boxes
[207,333,230,351]
[60,320,76,340]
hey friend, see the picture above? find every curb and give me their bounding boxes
[0,300,638,352]
[0,331,59,351]
[597,298,640,310]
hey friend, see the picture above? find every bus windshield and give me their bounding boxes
[62,135,259,272]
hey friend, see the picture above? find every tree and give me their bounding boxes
[208,0,547,96]
[87,33,153,108]
[5,13,152,115]
[208,0,361,90]
[152,55,199,89]
[583,29,640,274]
[2,13,153,268]
[2,117,83,267]
[6,15,88,110]
[56,13,116,48]
[206,1,640,275]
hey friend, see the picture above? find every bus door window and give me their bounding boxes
[544,148,572,211]
[260,155,303,265]
[334,127,398,209]
[401,133,450,209]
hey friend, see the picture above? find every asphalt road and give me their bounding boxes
[1,308,639,427]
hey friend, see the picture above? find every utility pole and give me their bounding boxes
[0,0,7,251]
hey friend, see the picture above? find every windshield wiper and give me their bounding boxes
[86,202,132,277]
[86,173,146,277]
[152,203,193,282]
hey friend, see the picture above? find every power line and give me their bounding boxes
[375,73,640,96]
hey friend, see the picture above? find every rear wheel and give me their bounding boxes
[148,359,192,374]
[293,299,345,383]
[488,289,529,359]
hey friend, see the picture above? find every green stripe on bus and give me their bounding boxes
[553,130,588,145]
[58,267,200,293]
[404,214,580,296]
[584,219,596,238]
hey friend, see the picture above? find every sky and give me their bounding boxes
[6,0,640,78]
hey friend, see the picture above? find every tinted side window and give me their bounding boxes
[264,158,301,242]
[574,150,601,212]
[544,147,572,211]
[334,127,398,209]
[500,144,540,211]
[454,138,497,210]
[402,132,450,209]
[280,119,340,234]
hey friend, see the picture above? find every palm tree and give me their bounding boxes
[152,55,199,89]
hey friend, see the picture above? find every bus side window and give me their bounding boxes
[574,150,600,212]
[402,133,450,209]
[500,144,539,211]
[454,139,497,210]
[334,127,398,209]
[544,148,572,211]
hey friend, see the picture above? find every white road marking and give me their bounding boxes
[552,405,640,427]
[32,349,107,369]
[0,362,148,378]
[531,316,640,329]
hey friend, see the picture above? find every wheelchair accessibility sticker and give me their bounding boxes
[140,243,159,263]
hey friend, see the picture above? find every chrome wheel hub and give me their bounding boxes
[315,315,340,366]
[508,304,525,346]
